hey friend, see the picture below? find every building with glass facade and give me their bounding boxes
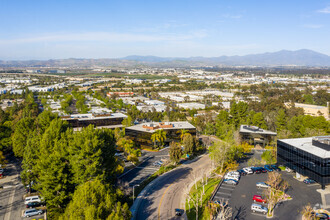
[239,125,277,147]
[125,121,196,148]
[277,136,330,189]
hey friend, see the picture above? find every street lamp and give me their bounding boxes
[133,184,140,202]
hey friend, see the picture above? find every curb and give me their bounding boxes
[130,154,207,220]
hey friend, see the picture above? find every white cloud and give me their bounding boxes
[222,14,242,19]
[317,6,330,14]
[302,24,324,29]
[0,31,206,45]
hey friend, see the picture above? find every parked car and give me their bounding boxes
[251,167,262,174]
[259,167,267,173]
[264,165,273,172]
[26,202,43,208]
[223,179,238,185]
[175,209,184,216]
[24,196,42,205]
[23,208,43,218]
[237,169,247,176]
[311,212,330,220]
[303,178,316,184]
[243,167,254,174]
[228,171,240,176]
[285,167,293,172]
[271,165,281,171]
[256,182,270,188]
[251,203,268,214]
[0,168,4,174]
[224,174,239,181]
[315,212,330,220]
[253,195,267,204]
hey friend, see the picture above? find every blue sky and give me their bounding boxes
[1,0,330,60]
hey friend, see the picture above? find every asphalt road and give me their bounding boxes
[135,154,212,220]
[119,148,169,187]
[0,155,44,220]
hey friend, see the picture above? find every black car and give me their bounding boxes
[259,167,267,173]
[26,202,43,208]
[175,209,184,216]
[237,169,247,176]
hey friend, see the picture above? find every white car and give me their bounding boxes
[225,175,239,181]
[251,203,268,214]
[256,182,270,188]
[228,171,240,176]
[24,196,42,205]
[285,167,293,172]
[243,167,253,174]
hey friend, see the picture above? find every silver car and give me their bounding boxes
[23,208,43,218]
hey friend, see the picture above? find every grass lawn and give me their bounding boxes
[185,177,221,220]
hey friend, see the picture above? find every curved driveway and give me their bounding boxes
[135,155,212,220]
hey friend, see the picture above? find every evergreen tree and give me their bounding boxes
[59,180,131,220]
[183,133,195,155]
[12,117,35,157]
[169,142,182,164]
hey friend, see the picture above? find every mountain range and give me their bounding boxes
[1,49,330,68]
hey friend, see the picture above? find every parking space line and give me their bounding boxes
[220,186,234,191]
[251,212,267,217]
[217,192,232,196]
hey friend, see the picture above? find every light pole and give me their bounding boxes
[133,184,140,202]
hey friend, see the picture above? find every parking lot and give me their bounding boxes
[212,170,322,220]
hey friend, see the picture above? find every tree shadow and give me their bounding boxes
[233,205,247,220]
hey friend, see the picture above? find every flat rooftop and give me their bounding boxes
[126,121,196,133]
[239,125,277,136]
[279,136,330,159]
[288,103,327,110]
[62,113,127,121]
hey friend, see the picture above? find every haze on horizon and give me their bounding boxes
[1,0,330,60]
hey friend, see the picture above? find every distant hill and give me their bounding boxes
[1,49,330,67]
[120,49,330,66]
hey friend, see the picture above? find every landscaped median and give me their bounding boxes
[185,177,221,220]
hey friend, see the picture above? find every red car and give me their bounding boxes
[253,195,267,204]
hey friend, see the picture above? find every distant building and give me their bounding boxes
[126,121,196,148]
[178,102,205,110]
[277,136,330,189]
[239,125,277,147]
[107,92,134,97]
[285,103,329,120]
[61,112,127,128]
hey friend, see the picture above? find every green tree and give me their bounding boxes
[183,133,195,155]
[252,112,267,129]
[275,109,287,132]
[151,129,167,148]
[0,123,12,152]
[12,117,35,157]
[169,142,182,164]
[59,179,131,220]
[68,126,117,185]
[180,129,188,142]
[122,115,133,127]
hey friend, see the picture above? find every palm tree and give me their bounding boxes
[156,129,167,147]
[180,129,188,142]
[151,132,158,148]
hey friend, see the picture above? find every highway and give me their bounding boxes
[135,154,212,220]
